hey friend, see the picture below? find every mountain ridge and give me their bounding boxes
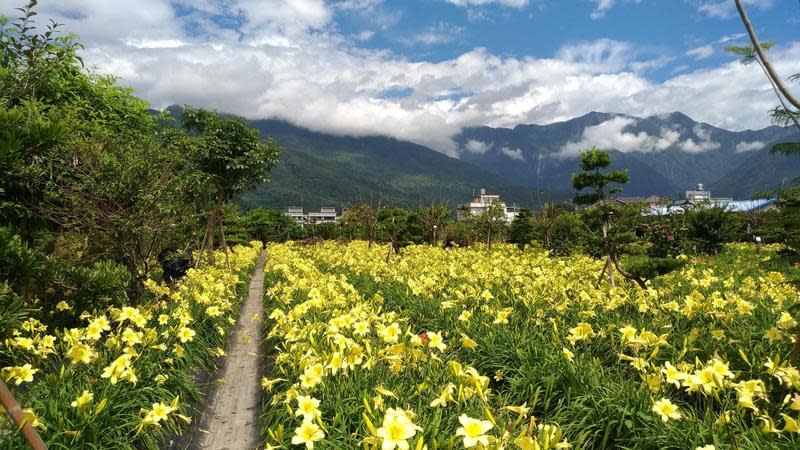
[160,105,797,210]
[457,111,797,198]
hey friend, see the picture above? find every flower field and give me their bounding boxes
[0,243,261,449]
[260,241,800,449]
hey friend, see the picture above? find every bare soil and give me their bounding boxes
[195,251,266,450]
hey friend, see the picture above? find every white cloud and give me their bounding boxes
[559,117,682,157]
[125,39,187,49]
[335,0,384,10]
[686,45,713,60]
[558,117,727,156]
[500,146,525,160]
[696,0,774,19]
[355,30,375,41]
[692,124,712,141]
[736,140,766,152]
[400,22,464,46]
[555,39,635,72]
[684,34,746,60]
[465,139,492,154]
[8,1,800,158]
[590,0,641,20]
[676,124,720,152]
[444,0,529,8]
[717,33,746,44]
[679,137,720,152]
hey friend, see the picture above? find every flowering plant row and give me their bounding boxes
[260,243,566,450]
[262,241,800,449]
[0,243,261,449]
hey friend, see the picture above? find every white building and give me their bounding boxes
[285,206,340,227]
[647,184,777,216]
[685,183,732,205]
[286,206,306,225]
[457,188,519,223]
[307,207,339,225]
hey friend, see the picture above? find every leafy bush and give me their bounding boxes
[686,206,741,254]
[508,208,535,250]
[0,244,260,449]
[545,211,585,256]
[443,221,481,248]
[0,282,28,344]
[623,255,685,280]
[641,213,687,258]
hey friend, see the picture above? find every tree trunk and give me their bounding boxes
[596,257,610,286]
[206,194,224,265]
[735,0,800,110]
[609,252,647,290]
[602,219,614,287]
[0,381,47,450]
[219,215,231,270]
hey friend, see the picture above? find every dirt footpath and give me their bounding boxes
[197,251,266,450]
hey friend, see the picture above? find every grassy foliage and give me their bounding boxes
[259,241,800,449]
[0,243,260,448]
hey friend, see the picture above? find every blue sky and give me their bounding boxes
[335,0,798,81]
[3,0,799,156]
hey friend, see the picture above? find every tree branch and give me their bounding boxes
[735,0,800,110]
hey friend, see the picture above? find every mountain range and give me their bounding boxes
[457,111,799,199]
[163,106,800,211]
[236,119,556,211]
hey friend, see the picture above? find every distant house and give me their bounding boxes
[287,206,306,225]
[610,195,668,208]
[647,184,777,215]
[726,198,779,213]
[285,206,340,227]
[308,207,339,224]
[457,188,519,223]
[684,183,732,205]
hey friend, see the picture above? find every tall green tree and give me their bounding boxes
[244,207,301,243]
[508,208,535,250]
[341,202,379,248]
[417,201,450,245]
[0,2,201,304]
[474,199,507,250]
[377,206,410,262]
[572,148,639,287]
[181,107,280,261]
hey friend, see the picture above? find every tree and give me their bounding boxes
[544,210,585,256]
[474,199,507,250]
[341,202,379,248]
[442,221,481,248]
[244,208,301,244]
[508,208,535,250]
[686,206,741,255]
[417,201,450,245]
[0,3,202,303]
[730,0,800,155]
[377,206,409,262]
[572,148,645,287]
[181,107,280,263]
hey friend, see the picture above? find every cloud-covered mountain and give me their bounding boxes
[165,105,796,209]
[232,118,564,210]
[456,111,797,197]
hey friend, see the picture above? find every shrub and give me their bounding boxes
[686,206,740,254]
[545,212,585,256]
[623,255,685,280]
[508,208,535,250]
